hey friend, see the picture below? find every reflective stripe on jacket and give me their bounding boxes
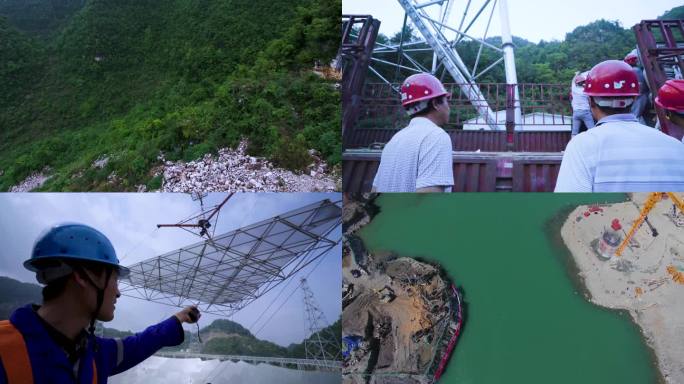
[0,320,34,383]
[0,304,183,383]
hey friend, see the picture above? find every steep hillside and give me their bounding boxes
[0,0,85,38]
[199,317,341,358]
[0,0,341,191]
[287,318,341,359]
[199,319,290,357]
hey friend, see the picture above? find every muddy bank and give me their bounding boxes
[342,195,461,384]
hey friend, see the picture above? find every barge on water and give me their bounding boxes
[432,284,464,382]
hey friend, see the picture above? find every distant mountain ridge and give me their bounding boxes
[0,275,340,359]
[0,276,42,319]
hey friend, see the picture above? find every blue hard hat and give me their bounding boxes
[24,223,129,278]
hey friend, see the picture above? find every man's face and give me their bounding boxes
[434,96,451,126]
[83,267,120,322]
[668,111,684,130]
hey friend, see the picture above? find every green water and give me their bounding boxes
[358,194,658,384]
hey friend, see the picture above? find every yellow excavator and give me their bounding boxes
[615,193,684,257]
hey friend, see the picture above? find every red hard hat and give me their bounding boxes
[584,60,640,97]
[624,53,638,66]
[400,73,449,107]
[655,79,684,113]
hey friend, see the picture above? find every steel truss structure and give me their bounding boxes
[156,193,234,238]
[364,0,521,129]
[119,199,342,317]
[634,20,684,140]
[301,278,341,364]
[341,15,381,148]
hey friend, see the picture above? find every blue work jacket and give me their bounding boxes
[0,304,184,383]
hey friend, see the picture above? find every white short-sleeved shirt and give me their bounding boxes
[555,114,684,192]
[570,81,590,111]
[372,117,454,192]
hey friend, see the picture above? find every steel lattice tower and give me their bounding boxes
[368,0,522,129]
[301,278,340,365]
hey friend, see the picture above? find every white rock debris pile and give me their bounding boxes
[9,170,51,192]
[161,140,339,192]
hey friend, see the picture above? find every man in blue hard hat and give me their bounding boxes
[0,223,201,384]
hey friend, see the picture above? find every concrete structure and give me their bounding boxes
[598,219,623,260]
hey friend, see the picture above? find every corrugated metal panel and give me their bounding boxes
[452,131,507,152]
[343,151,530,192]
[514,131,570,152]
[348,129,570,152]
[343,151,563,192]
[452,160,498,192]
[342,153,379,194]
[511,160,562,192]
[349,129,399,148]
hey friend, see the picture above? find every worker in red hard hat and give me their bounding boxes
[372,73,454,192]
[555,60,684,192]
[623,52,639,67]
[570,71,594,136]
[655,79,684,139]
[623,50,650,124]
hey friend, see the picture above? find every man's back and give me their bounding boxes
[373,117,454,192]
[555,114,684,192]
[571,81,590,111]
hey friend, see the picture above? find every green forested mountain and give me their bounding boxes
[661,6,684,19]
[0,0,85,38]
[0,0,340,191]
[201,317,341,358]
[286,318,341,359]
[200,318,253,338]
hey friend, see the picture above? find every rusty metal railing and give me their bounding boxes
[347,82,573,152]
[634,19,684,140]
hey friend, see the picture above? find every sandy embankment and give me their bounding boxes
[560,193,684,384]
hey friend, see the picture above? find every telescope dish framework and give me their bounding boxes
[157,193,235,238]
[119,199,342,317]
[366,0,521,129]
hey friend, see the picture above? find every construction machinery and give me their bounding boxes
[616,193,683,257]
[668,191,684,213]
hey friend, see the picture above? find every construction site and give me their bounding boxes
[340,1,684,192]
[560,193,684,384]
[342,196,463,384]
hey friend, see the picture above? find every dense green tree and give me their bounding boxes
[660,6,684,20]
[0,0,340,191]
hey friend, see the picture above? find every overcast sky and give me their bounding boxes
[0,193,341,347]
[342,0,681,43]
